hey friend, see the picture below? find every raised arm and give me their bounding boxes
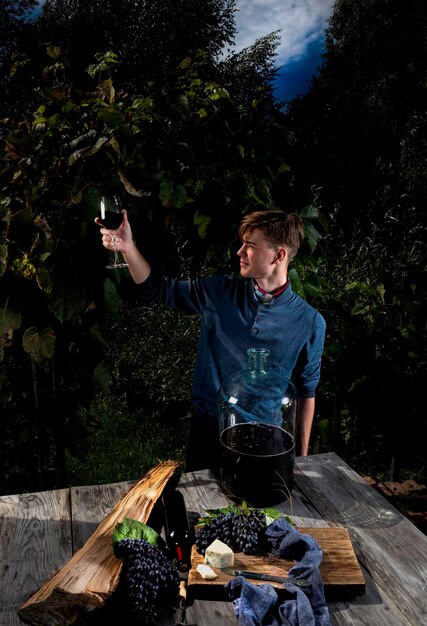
[95,209,151,284]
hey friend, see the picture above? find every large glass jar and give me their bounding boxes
[218,347,297,507]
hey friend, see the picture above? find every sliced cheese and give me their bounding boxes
[196,563,218,580]
[204,538,234,569]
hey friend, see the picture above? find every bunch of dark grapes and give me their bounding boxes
[195,509,266,555]
[113,538,180,624]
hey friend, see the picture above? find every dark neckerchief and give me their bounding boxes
[254,279,289,303]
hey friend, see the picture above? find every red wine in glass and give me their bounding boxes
[99,195,123,228]
[101,211,123,230]
[99,195,128,269]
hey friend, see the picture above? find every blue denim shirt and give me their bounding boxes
[139,273,326,428]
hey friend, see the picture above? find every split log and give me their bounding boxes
[18,461,179,626]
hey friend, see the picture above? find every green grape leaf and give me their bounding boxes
[262,507,293,527]
[195,504,240,526]
[195,502,292,528]
[22,326,55,363]
[112,517,159,548]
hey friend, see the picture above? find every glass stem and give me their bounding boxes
[112,236,119,264]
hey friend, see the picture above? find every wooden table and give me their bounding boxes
[1,452,426,626]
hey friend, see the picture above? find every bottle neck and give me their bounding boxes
[247,348,270,377]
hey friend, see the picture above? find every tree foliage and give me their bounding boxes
[0,0,39,128]
[1,0,312,493]
[3,0,425,494]
[288,0,427,226]
[38,0,237,89]
[286,0,427,476]
[0,35,315,491]
[218,31,281,109]
[1,0,280,139]
[0,0,38,59]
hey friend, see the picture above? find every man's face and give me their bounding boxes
[237,228,280,280]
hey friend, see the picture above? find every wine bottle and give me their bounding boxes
[162,489,194,572]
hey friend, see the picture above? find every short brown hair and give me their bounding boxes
[238,210,304,261]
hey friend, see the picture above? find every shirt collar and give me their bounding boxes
[253,279,289,303]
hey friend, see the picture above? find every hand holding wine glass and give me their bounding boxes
[96,200,151,284]
[98,195,128,269]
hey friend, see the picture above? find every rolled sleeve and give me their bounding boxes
[293,312,326,397]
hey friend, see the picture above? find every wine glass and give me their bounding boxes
[99,195,128,269]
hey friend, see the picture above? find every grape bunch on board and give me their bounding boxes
[195,503,289,556]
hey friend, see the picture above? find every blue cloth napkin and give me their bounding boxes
[225,518,332,626]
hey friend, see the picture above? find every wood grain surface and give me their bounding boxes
[295,454,427,626]
[17,462,178,626]
[2,454,426,626]
[0,488,72,626]
[188,527,365,595]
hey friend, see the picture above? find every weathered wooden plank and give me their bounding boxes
[295,453,427,626]
[177,470,343,625]
[178,462,421,626]
[177,471,328,527]
[274,478,416,626]
[177,472,354,625]
[2,454,424,626]
[186,599,238,625]
[18,462,179,626]
[176,470,238,623]
[185,560,411,626]
[176,469,230,515]
[328,560,413,626]
[0,489,72,626]
[70,481,134,550]
[272,484,332,526]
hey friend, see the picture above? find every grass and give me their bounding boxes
[66,395,189,486]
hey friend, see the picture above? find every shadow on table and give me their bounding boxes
[294,460,405,530]
[8,515,392,626]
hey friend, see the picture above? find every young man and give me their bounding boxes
[97,210,326,471]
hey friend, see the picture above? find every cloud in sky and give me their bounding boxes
[32,0,333,100]
[32,1,333,69]
[234,0,335,66]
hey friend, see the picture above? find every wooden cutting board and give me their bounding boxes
[188,527,365,598]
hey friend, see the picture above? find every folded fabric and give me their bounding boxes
[226,576,316,626]
[226,579,279,626]
[225,518,332,626]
